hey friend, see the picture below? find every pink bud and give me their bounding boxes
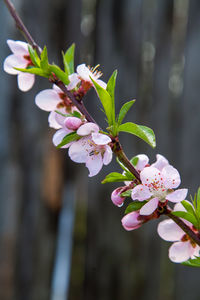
[64,117,82,130]
[111,187,125,207]
[121,211,141,231]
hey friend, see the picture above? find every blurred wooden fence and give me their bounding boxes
[1,0,200,299]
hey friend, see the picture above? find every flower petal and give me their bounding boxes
[91,132,111,145]
[17,73,35,91]
[162,165,181,189]
[151,154,169,171]
[52,128,72,148]
[140,197,159,215]
[67,73,80,90]
[86,153,103,177]
[157,219,184,241]
[140,166,163,186]
[7,39,28,55]
[121,211,141,231]
[64,117,82,130]
[77,122,99,136]
[77,64,90,80]
[103,145,112,165]
[111,187,125,207]
[135,154,149,171]
[3,54,27,74]
[169,241,194,263]
[68,138,89,163]
[166,189,188,203]
[35,89,61,111]
[96,79,107,89]
[48,111,62,129]
[131,184,152,201]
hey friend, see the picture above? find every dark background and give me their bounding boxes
[1,0,200,299]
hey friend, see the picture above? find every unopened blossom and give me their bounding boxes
[67,63,106,91]
[158,202,200,263]
[111,187,126,207]
[35,84,82,129]
[121,211,143,231]
[4,39,35,91]
[68,122,112,177]
[131,155,188,216]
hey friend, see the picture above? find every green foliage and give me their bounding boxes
[182,256,200,267]
[101,172,134,184]
[49,64,69,85]
[125,201,147,214]
[117,100,136,125]
[62,43,75,76]
[130,156,139,166]
[106,70,117,124]
[192,187,200,229]
[56,132,80,148]
[118,122,156,148]
[116,157,135,179]
[28,45,40,67]
[121,189,132,197]
[172,211,198,228]
[40,46,49,72]
[15,66,49,77]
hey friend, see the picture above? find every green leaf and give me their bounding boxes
[56,132,80,148]
[117,100,136,125]
[62,43,75,75]
[196,187,200,215]
[121,190,132,197]
[28,45,40,67]
[40,46,49,72]
[116,157,135,177]
[49,64,69,85]
[125,201,147,214]
[91,78,114,126]
[118,122,156,148]
[172,211,198,228]
[181,200,195,215]
[106,70,117,122]
[101,172,133,184]
[15,67,49,77]
[130,156,139,166]
[182,257,200,267]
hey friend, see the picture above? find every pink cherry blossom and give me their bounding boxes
[157,202,200,263]
[67,63,106,90]
[121,211,142,231]
[131,156,188,216]
[68,122,112,177]
[3,39,35,91]
[111,187,126,207]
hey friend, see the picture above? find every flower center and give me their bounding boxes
[145,173,167,201]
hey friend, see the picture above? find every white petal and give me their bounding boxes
[91,132,111,145]
[77,64,90,80]
[48,111,62,129]
[135,154,149,171]
[162,165,181,189]
[131,184,152,201]
[140,166,163,186]
[67,73,80,90]
[77,122,99,136]
[166,189,188,203]
[3,54,27,74]
[17,73,35,91]
[121,211,141,231]
[52,129,72,148]
[157,219,184,241]
[140,197,159,215]
[103,145,112,165]
[35,89,61,111]
[68,139,89,163]
[169,241,194,263]
[7,40,28,55]
[193,245,200,257]
[151,154,169,171]
[86,153,103,177]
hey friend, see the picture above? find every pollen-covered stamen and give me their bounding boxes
[87,64,103,79]
[144,172,167,200]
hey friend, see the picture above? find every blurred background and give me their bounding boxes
[1,0,200,299]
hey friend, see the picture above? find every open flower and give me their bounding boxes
[3,39,35,91]
[67,63,106,90]
[157,202,200,263]
[68,123,112,177]
[131,156,188,215]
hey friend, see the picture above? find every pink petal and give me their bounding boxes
[157,219,184,241]
[169,241,194,263]
[48,111,62,129]
[166,189,188,203]
[121,211,141,231]
[193,245,200,258]
[103,145,112,165]
[140,197,159,215]
[52,129,72,148]
[77,122,99,136]
[3,54,27,74]
[151,154,169,171]
[135,154,149,171]
[111,187,125,207]
[67,73,80,90]
[86,153,103,177]
[54,108,68,127]
[91,132,111,145]
[35,89,61,111]
[17,73,35,91]
[162,165,181,189]
[64,117,82,130]
[131,185,152,201]
[68,139,88,163]
[7,40,28,55]
[140,166,163,187]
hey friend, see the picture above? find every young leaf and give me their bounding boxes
[102,172,133,184]
[130,156,139,167]
[116,157,134,175]
[28,45,40,67]
[62,43,75,75]
[125,201,147,214]
[56,132,80,148]
[117,100,136,125]
[121,190,132,197]
[118,122,156,148]
[106,70,117,122]
[40,46,49,72]
[181,200,195,215]
[49,64,70,85]
[172,211,198,228]
[182,257,200,267]
[15,67,49,77]
[91,78,114,126]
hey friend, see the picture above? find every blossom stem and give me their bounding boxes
[165,208,200,246]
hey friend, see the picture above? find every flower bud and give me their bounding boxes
[64,117,82,130]
[111,187,125,207]
[121,211,141,231]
